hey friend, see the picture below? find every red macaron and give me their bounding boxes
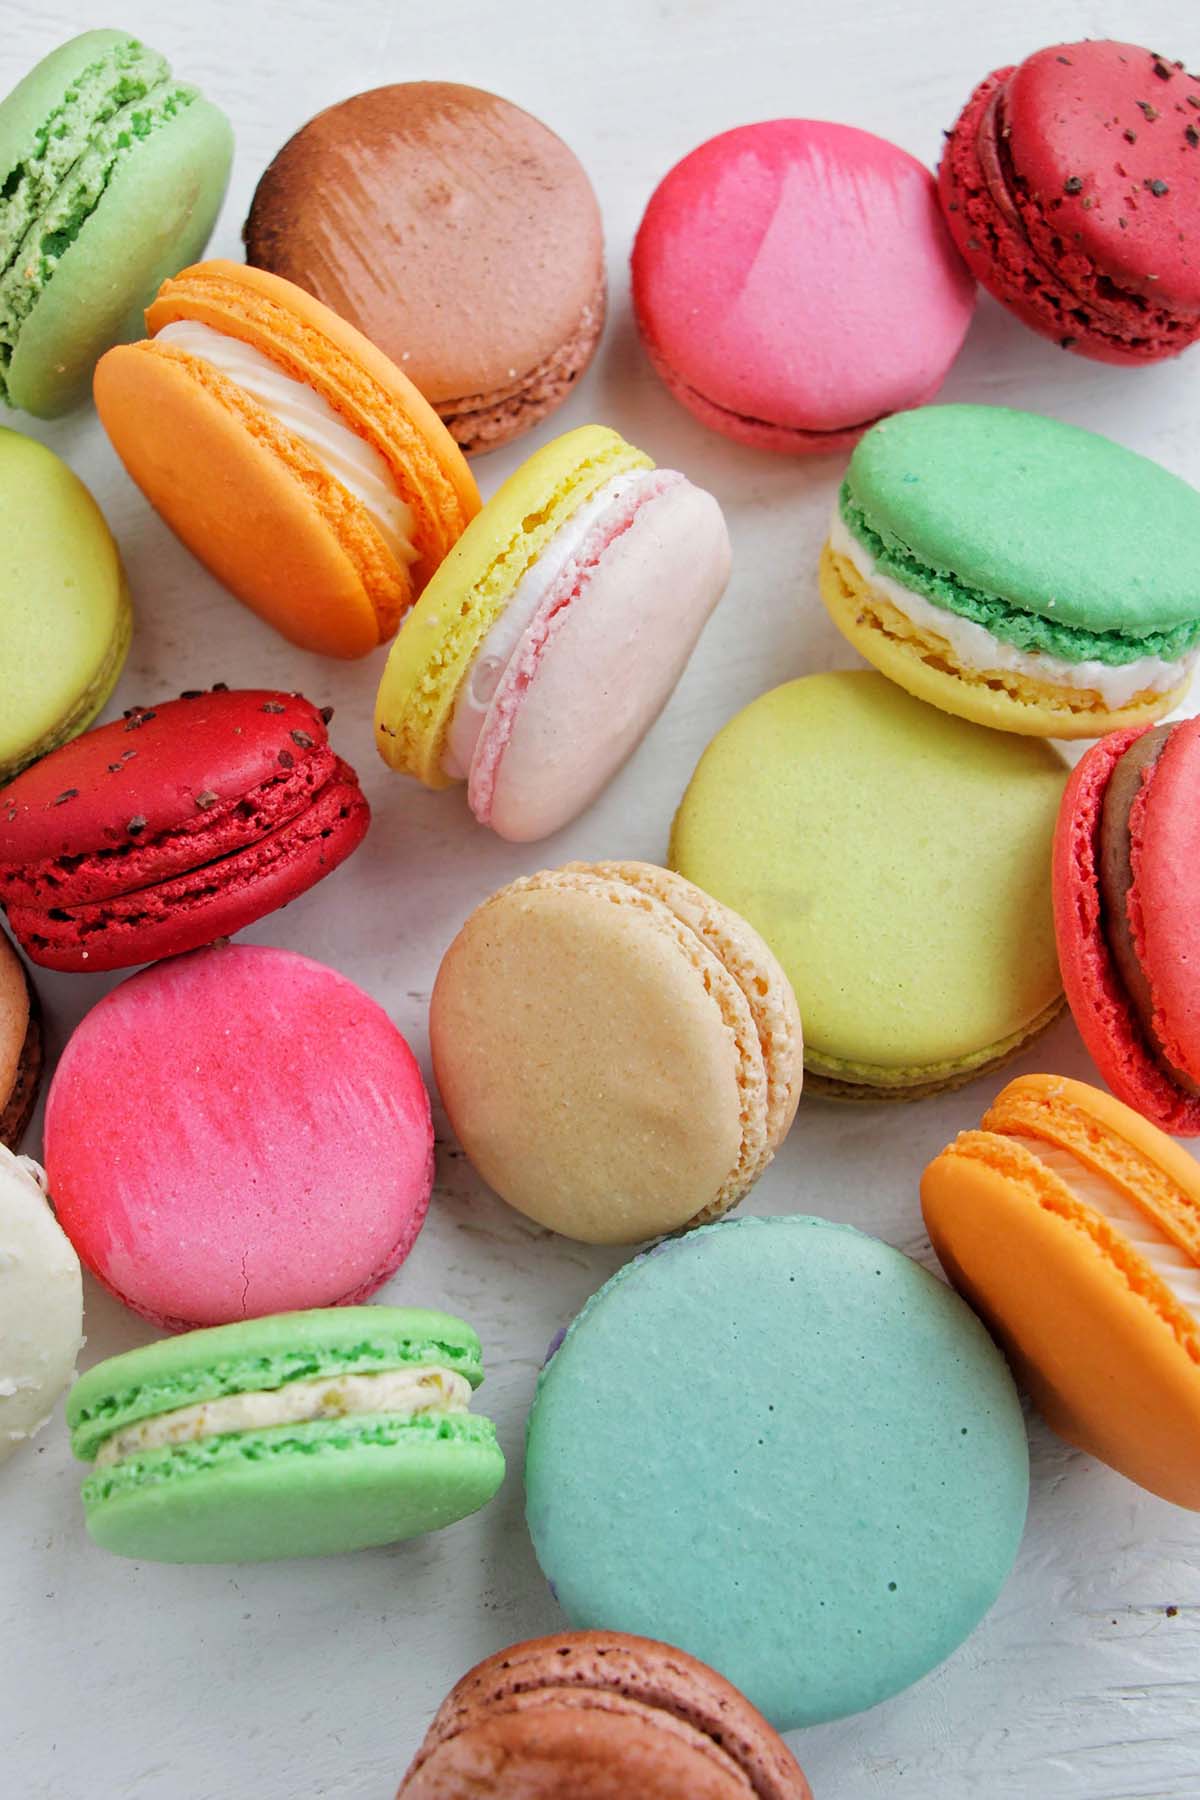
[939,40,1200,364]
[1054,716,1200,1133]
[0,687,368,973]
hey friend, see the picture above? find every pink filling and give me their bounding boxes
[467,471,682,823]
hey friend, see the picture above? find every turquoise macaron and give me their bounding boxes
[524,1216,1029,1729]
[69,1308,506,1564]
[0,29,232,417]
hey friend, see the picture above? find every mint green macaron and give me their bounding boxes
[0,29,233,417]
[0,428,131,783]
[69,1308,506,1563]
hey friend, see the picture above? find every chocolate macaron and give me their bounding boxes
[244,82,605,454]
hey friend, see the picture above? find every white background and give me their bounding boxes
[2,2,1199,1795]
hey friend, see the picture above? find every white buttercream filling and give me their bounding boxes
[1009,1134,1200,1318]
[94,1365,471,1469]
[157,319,418,566]
[442,471,653,780]
[830,510,1193,707]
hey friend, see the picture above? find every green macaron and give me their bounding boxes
[0,428,132,783]
[0,29,233,417]
[68,1308,506,1563]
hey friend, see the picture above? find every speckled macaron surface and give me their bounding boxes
[525,1215,1030,1730]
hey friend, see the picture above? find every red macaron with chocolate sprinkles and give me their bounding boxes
[1054,716,1200,1133]
[0,686,368,973]
[939,40,1200,364]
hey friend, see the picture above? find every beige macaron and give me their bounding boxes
[430,861,803,1244]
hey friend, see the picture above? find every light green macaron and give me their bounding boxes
[69,1307,506,1563]
[669,670,1067,1099]
[0,428,132,783]
[0,29,232,417]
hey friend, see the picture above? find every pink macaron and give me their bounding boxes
[44,943,434,1329]
[632,120,975,452]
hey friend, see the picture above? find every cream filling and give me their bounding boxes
[830,511,1194,706]
[1009,1134,1200,1318]
[93,1365,471,1469]
[157,319,418,566]
[442,471,652,780]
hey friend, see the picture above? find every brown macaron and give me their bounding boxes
[0,931,42,1150]
[244,82,606,455]
[397,1631,812,1800]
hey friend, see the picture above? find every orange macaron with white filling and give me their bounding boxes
[922,1074,1200,1509]
[94,260,479,657]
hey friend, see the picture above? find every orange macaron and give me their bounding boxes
[922,1074,1200,1509]
[94,260,480,657]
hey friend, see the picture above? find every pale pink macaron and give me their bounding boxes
[632,120,976,453]
[43,943,434,1330]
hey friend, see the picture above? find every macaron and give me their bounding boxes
[670,672,1065,1100]
[68,1306,505,1562]
[375,426,730,841]
[524,1216,1029,1729]
[939,41,1200,364]
[244,82,605,454]
[0,29,232,416]
[820,404,1200,736]
[44,943,435,1329]
[397,1632,813,1800]
[631,120,974,452]
[94,260,480,657]
[922,1074,1200,1508]
[0,1147,82,1462]
[0,930,41,1150]
[1054,719,1200,1133]
[430,862,802,1244]
[0,428,131,784]
[0,687,369,974]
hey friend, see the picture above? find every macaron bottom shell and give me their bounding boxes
[819,541,1188,738]
[81,1413,505,1563]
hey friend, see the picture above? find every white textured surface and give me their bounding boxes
[2,1,1199,1796]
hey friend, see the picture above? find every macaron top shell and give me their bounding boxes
[524,1215,1029,1729]
[244,82,604,408]
[670,672,1064,1084]
[0,428,130,783]
[1004,44,1200,315]
[842,405,1200,643]
[632,120,974,434]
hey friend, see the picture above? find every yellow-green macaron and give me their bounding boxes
[375,424,730,841]
[0,428,131,783]
[670,671,1067,1099]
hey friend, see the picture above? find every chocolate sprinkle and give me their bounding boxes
[1190,94,1200,110]
[1152,59,1172,81]
[1124,128,1137,143]
[1137,100,1160,121]
[127,816,147,835]
[278,750,295,769]
[290,729,314,750]
[1064,175,1083,194]
[1187,125,1200,148]
[107,763,123,773]
[179,689,204,700]
[52,789,78,806]
[1147,178,1170,195]
[261,702,286,714]
[211,681,230,693]
[319,705,334,724]
[1056,54,1071,65]
[195,791,218,810]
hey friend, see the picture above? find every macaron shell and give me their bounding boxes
[81,1415,505,1562]
[0,1146,83,1461]
[95,341,388,656]
[481,478,730,841]
[0,430,131,782]
[819,541,1187,737]
[44,944,434,1328]
[1125,720,1200,1084]
[0,935,40,1150]
[6,92,232,418]
[375,426,651,784]
[1054,730,1200,1133]
[632,120,973,439]
[922,1130,1200,1509]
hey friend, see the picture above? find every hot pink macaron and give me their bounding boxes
[631,120,975,453]
[44,943,434,1329]
[1054,717,1200,1134]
